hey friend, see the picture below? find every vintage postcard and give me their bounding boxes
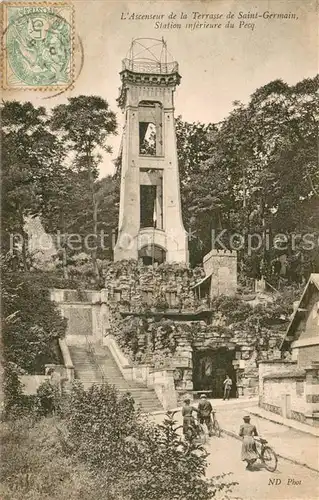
[1,1,318,499]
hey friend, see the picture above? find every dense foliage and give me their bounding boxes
[1,102,65,270]
[1,257,67,417]
[49,96,117,277]
[0,382,236,500]
[1,96,118,277]
[2,267,66,373]
[177,76,319,277]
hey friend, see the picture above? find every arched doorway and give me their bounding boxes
[192,347,237,398]
[138,244,166,266]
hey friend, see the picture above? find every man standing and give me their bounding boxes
[197,394,213,437]
[223,374,232,400]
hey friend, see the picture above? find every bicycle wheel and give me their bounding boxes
[199,424,207,444]
[185,427,193,442]
[261,446,278,472]
[213,419,221,437]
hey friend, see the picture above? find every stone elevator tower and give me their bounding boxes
[114,38,188,265]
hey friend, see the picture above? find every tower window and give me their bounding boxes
[140,185,157,228]
[138,101,163,156]
[139,122,156,156]
[138,245,166,266]
[139,170,163,230]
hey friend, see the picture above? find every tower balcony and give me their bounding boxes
[117,63,181,108]
[122,58,179,75]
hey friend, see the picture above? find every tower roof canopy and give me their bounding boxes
[122,38,178,74]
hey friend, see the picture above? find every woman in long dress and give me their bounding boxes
[239,415,259,469]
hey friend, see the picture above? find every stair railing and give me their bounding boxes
[85,334,105,383]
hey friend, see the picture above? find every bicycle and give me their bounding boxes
[181,420,210,459]
[254,436,278,472]
[197,411,221,439]
[197,421,207,444]
[184,418,207,444]
[211,411,221,437]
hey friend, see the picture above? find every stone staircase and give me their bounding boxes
[68,344,163,413]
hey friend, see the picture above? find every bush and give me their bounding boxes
[60,381,235,499]
[0,416,109,500]
[1,267,68,420]
[2,363,36,421]
[36,380,61,417]
[1,382,236,500]
[2,271,67,373]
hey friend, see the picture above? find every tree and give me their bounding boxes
[1,254,67,417]
[50,96,117,277]
[95,175,120,259]
[40,166,91,278]
[2,261,66,374]
[175,117,217,182]
[1,101,65,270]
[175,118,221,265]
[225,77,319,282]
[177,75,319,280]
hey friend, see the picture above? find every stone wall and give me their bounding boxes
[104,262,206,394]
[104,261,204,312]
[50,289,109,344]
[101,262,287,395]
[258,360,299,398]
[298,345,319,368]
[203,249,237,297]
[108,313,194,390]
[50,262,288,398]
[108,302,285,394]
[258,360,319,426]
[262,375,307,421]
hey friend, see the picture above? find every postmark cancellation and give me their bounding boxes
[1,2,74,90]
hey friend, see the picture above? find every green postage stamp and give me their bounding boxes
[2,2,74,89]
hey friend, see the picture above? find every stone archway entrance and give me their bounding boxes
[192,347,237,398]
[138,244,166,265]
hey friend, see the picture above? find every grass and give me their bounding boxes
[0,416,111,500]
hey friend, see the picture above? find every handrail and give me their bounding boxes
[85,335,105,383]
[122,58,178,74]
[265,280,280,294]
[58,338,74,369]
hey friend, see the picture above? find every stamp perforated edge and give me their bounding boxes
[1,1,75,91]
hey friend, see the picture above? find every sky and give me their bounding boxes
[4,0,318,177]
